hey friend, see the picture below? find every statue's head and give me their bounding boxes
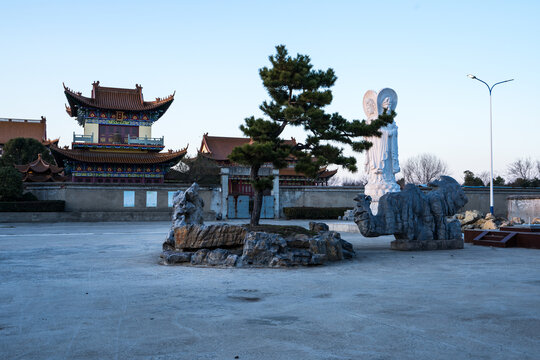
[363,90,379,120]
[366,99,376,116]
[377,88,398,115]
[382,97,391,112]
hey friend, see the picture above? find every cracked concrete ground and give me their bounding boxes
[0,220,539,360]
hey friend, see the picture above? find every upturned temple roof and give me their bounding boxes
[0,117,47,145]
[50,145,187,165]
[14,153,66,182]
[64,81,175,117]
[198,133,336,179]
[199,133,297,161]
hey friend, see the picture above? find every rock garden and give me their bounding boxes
[161,183,354,267]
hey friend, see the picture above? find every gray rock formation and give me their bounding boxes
[162,186,355,266]
[163,226,354,267]
[165,183,205,249]
[309,222,330,233]
[353,176,467,250]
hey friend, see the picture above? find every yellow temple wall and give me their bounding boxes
[84,123,99,142]
[139,126,152,139]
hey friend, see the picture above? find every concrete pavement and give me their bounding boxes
[0,220,539,359]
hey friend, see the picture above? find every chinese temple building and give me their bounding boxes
[15,153,66,182]
[199,133,337,196]
[51,82,187,183]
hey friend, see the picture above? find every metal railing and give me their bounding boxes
[73,132,94,143]
[127,135,164,146]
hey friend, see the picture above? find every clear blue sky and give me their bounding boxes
[1,0,538,181]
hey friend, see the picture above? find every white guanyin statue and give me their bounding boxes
[363,88,400,214]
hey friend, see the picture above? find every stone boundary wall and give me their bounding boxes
[507,195,540,222]
[460,187,540,218]
[2,183,537,223]
[279,186,362,217]
[22,182,222,215]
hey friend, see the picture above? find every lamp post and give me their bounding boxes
[467,74,514,215]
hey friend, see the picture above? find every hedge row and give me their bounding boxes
[0,200,65,212]
[283,207,352,219]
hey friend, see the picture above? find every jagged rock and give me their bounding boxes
[205,249,232,266]
[191,249,209,265]
[342,210,355,221]
[485,213,496,221]
[309,222,329,233]
[461,210,483,226]
[475,219,487,228]
[162,251,193,264]
[353,176,467,250]
[165,183,205,247]
[511,217,524,225]
[238,231,354,267]
[224,254,239,267]
[174,224,247,250]
[481,219,498,230]
[241,232,287,266]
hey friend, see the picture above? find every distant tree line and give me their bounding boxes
[330,154,540,188]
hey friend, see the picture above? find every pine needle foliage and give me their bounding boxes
[229,45,394,225]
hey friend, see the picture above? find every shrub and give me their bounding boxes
[0,200,65,212]
[0,166,23,201]
[0,137,56,166]
[283,207,352,219]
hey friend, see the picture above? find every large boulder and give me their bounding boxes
[164,183,205,248]
[460,210,483,226]
[353,176,468,250]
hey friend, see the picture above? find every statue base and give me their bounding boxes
[390,238,464,251]
[364,178,400,215]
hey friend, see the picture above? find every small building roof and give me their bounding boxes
[199,133,297,161]
[64,81,174,118]
[50,145,187,166]
[199,133,336,180]
[0,117,47,145]
[14,153,66,182]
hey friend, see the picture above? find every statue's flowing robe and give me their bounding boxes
[364,124,399,174]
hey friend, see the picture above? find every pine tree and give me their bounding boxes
[229,45,394,226]
[0,138,56,166]
[463,170,484,186]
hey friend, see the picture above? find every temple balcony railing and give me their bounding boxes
[73,132,94,143]
[127,135,164,146]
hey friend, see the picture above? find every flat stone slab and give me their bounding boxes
[391,238,464,251]
[174,224,247,250]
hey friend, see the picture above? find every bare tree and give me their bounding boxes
[402,153,449,185]
[328,168,367,186]
[507,158,536,181]
[478,171,490,186]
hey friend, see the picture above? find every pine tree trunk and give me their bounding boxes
[250,165,262,227]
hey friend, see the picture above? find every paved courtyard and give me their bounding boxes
[0,220,539,360]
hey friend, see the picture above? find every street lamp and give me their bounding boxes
[467,74,514,215]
